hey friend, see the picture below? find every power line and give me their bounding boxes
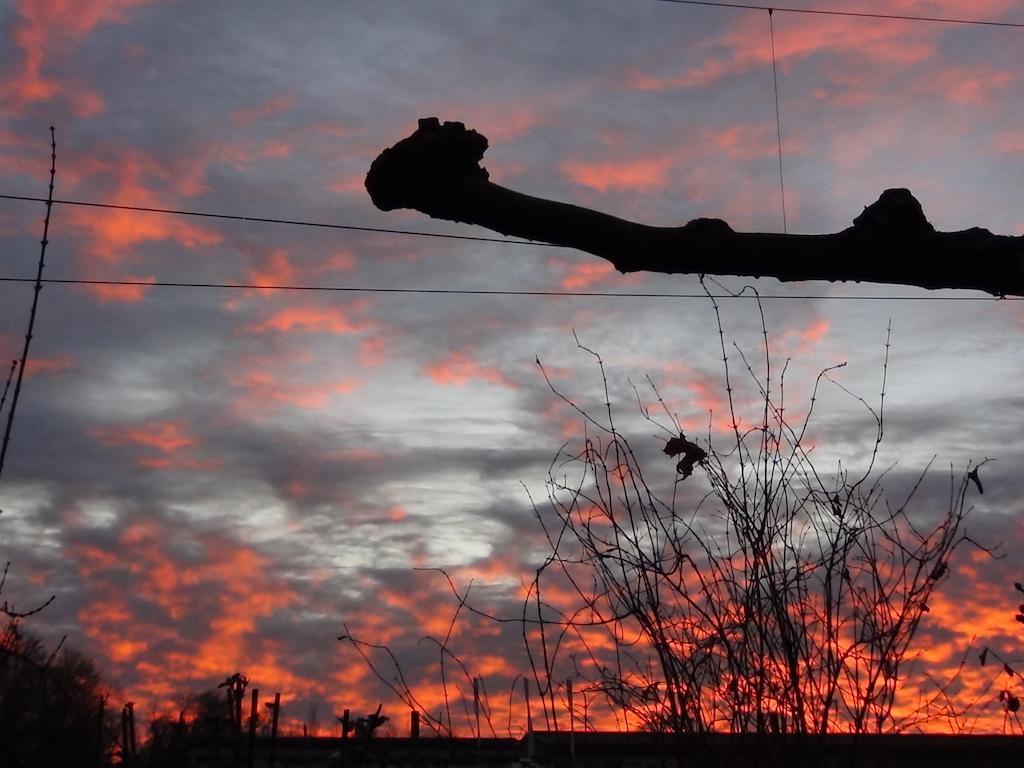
[653,0,1024,28]
[0,193,553,248]
[2,194,1018,302]
[0,276,1018,301]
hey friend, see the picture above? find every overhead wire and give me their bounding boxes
[0,194,1019,302]
[652,0,1024,28]
[2,0,1021,306]
[0,276,1017,301]
[0,193,552,248]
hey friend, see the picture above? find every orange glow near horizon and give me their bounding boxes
[51,497,1021,738]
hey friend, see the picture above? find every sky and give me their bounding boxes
[1,0,1024,737]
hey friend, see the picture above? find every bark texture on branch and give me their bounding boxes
[366,118,1024,296]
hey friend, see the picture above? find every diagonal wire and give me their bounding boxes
[0,193,554,248]
[653,0,1024,28]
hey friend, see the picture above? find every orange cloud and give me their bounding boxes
[326,175,368,194]
[555,260,617,290]
[90,419,221,470]
[22,352,73,378]
[995,131,1024,154]
[77,276,156,303]
[624,58,734,92]
[245,306,365,334]
[358,336,388,367]
[6,0,151,117]
[217,138,294,170]
[562,154,674,193]
[71,204,220,261]
[764,317,832,361]
[425,350,516,388]
[247,249,298,294]
[931,65,1016,105]
[233,369,360,413]
[94,420,194,452]
[318,250,356,273]
[560,121,794,199]
[623,10,941,96]
[430,103,542,143]
[237,247,357,302]
[710,122,798,161]
[70,522,305,718]
[657,362,735,434]
[549,258,646,291]
[64,149,222,278]
[0,128,54,180]
[231,93,297,126]
[799,319,829,344]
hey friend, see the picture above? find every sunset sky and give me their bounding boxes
[2,0,1024,736]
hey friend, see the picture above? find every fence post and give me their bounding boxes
[411,710,420,765]
[340,709,351,740]
[524,678,534,758]
[266,693,281,768]
[567,679,575,765]
[121,705,129,766]
[247,688,258,768]
[128,702,137,760]
[234,678,244,733]
[474,677,481,766]
[93,695,105,768]
[121,702,137,764]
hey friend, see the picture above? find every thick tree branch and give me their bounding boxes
[366,118,1024,296]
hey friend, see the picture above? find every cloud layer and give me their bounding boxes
[1,0,1023,736]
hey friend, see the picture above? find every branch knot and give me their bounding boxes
[366,117,489,214]
[852,188,935,241]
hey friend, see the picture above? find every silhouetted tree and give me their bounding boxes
[976,584,1024,733]
[343,289,991,752]
[143,686,242,767]
[0,621,117,767]
[525,333,987,736]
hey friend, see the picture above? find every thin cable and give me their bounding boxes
[653,0,1024,28]
[0,193,554,248]
[0,276,1017,301]
[768,8,787,233]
